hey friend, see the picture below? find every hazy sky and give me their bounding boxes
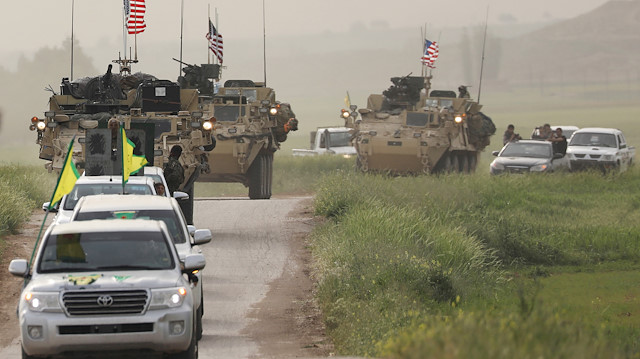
[2,0,610,57]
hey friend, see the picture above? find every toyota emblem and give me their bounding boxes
[96,295,114,307]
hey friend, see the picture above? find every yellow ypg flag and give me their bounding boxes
[49,137,80,209]
[121,125,148,184]
[344,91,351,108]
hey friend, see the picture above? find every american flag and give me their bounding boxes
[421,40,439,68]
[124,0,146,35]
[206,20,224,64]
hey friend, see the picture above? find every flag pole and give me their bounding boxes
[478,6,489,102]
[262,0,267,85]
[28,136,77,276]
[207,4,211,65]
[120,124,126,195]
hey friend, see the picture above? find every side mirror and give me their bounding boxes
[173,191,189,200]
[183,254,206,273]
[492,151,499,156]
[8,259,29,277]
[187,225,196,237]
[193,229,212,245]
[42,202,57,213]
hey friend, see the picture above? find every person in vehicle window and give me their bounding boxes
[534,123,553,140]
[549,127,567,155]
[503,124,522,145]
[154,183,166,196]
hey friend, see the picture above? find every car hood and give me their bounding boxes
[28,270,182,292]
[328,146,358,155]
[494,156,550,167]
[567,146,617,155]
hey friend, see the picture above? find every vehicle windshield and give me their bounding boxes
[500,143,551,158]
[569,133,616,147]
[75,210,187,243]
[214,105,246,122]
[64,183,152,210]
[327,132,351,147]
[38,231,174,273]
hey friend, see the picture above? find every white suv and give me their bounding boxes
[70,194,212,340]
[8,219,205,359]
[44,175,156,225]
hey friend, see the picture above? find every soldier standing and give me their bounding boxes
[163,145,184,195]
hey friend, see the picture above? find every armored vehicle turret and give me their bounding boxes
[30,61,216,223]
[344,74,495,174]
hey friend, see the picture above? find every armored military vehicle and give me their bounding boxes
[343,74,495,174]
[30,59,215,223]
[193,79,298,199]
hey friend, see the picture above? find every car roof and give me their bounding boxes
[511,140,552,146]
[75,175,155,185]
[573,127,621,134]
[551,125,579,131]
[49,219,167,235]
[143,166,164,176]
[317,127,352,133]
[75,194,177,213]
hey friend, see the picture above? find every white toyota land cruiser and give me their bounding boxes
[8,219,205,359]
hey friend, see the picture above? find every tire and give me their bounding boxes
[450,152,460,173]
[196,304,203,341]
[460,153,470,173]
[21,348,41,359]
[248,153,273,199]
[468,152,478,173]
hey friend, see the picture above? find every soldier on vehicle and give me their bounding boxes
[163,145,184,195]
[549,127,568,155]
[503,124,522,145]
[533,123,553,140]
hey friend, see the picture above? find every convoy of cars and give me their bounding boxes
[8,167,210,359]
[492,126,634,174]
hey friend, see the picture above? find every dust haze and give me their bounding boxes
[2,0,637,149]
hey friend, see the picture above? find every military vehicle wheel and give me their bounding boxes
[248,153,273,199]
[468,152,478,172]
[450,153,459,173]
[460,153,470,173]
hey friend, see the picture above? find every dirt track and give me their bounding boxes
[0,196,359,358]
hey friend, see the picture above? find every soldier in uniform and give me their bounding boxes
[163,145,184,195]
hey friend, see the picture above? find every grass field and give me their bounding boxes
[311,169,640,358]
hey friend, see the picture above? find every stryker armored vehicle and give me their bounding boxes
[30,59,216,223]
[195,79,298,199]
[343,74,495,174]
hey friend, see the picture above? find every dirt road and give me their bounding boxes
[0,196,344,358]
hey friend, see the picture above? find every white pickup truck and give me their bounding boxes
[566,127,635,171]
[292,127,357,157]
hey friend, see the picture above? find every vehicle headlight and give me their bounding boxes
[269,107,278,116]
[24,292,62,312]
[202,120,213,131]
[36,121,47,131]
[454,116,463,124]
[149,287,188,309]
[341,110,350,119]
[602,155,614,161]
[490,161,504,170]
[530,164,549,172]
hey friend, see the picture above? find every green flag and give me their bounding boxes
[121,124,148,184]
[49,137,80,209]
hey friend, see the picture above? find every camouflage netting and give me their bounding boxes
[467,112,496,150]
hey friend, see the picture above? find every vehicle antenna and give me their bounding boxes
[477,6,489,102]
[262,0,267,85]
[70,0,75,81]
[179,0,184,77]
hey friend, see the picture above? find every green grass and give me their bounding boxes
[0,164,56,256]
[310,168,640,358]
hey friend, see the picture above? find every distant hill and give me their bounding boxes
[497,0,640,86]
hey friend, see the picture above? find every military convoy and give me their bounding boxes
[343,74,495,174]
[30,59,216,223]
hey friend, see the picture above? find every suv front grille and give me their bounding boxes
[62,290,149,316]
